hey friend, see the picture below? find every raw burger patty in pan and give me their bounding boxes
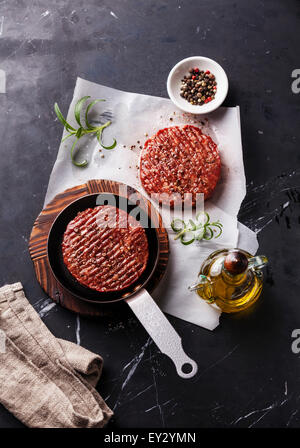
[140,125,221,204]
[62,205,149,293]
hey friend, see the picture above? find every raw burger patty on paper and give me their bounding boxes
[62,205,149,292]
[140,125,221,205]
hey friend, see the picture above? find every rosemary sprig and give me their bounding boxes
[171,211,223,245]
[54,96,117,167]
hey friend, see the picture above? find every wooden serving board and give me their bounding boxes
[29,179,169,317]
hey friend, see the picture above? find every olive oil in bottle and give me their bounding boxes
[189,249,268,313]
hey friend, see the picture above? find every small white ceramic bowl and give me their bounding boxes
[167,56,229,114]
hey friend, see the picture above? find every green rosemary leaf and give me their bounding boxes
[196,211,210,226]
[74,96,90,127]
[54,103,76,132]
[97,127,117,150]
[211,222,223,238]
[180,231,195,245]
[188,219,197,231]
[171,219,186,233]
[85,99,105,129]
[203,227,214,240]
[61,132,75,143]
[70,138,88,168]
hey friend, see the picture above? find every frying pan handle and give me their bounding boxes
[126,289,198,379]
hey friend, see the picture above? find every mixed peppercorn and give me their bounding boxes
[180,68,217,106]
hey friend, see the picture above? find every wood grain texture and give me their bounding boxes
[29,180,169,317]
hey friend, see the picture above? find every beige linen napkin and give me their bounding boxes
[0,283,113,428]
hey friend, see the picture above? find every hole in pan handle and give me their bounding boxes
[126,289,198,379]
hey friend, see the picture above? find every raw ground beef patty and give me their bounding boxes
[62,205,149,293]
[140,125,221,205]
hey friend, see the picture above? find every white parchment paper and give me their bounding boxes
[45,77,258,330]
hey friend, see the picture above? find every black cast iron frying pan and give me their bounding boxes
[48,192,198,378]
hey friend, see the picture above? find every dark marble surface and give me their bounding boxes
[0,0,299,428]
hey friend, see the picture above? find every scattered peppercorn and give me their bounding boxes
[180,67,217,106]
